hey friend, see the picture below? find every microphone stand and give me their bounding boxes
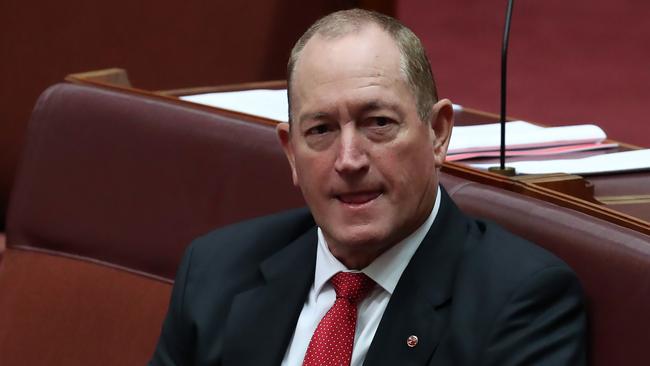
[489,0,517,176]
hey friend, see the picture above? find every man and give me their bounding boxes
[150,9,586,365]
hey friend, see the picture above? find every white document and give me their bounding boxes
[446,142,619,162]
[180,89,463,123]
[181,89,291,122]
[448,121,607,154]
[470,149,650,175]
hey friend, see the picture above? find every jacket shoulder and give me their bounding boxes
[456,219,578,299]
[468,219,571,274]
[440,219,586,364]
[188,207,315,268]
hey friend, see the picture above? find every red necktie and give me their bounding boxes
[302,272,376,366]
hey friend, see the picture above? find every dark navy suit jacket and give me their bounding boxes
[150,190,586,365]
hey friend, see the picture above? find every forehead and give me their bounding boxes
[291,25,408,108]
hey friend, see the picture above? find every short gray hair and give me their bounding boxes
[287,8,438,123]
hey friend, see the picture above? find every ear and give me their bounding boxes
[276,122,299,186]
[429,99,454,168]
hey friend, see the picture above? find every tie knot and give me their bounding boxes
[330,272,375,304]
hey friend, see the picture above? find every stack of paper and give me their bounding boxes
[470,149,650,175]
[445,142,619,161]
[447,121,613,160]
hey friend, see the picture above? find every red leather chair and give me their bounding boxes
[1,83,304,365]
[6,83,304,280]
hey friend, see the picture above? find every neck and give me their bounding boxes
[329,244,388,270]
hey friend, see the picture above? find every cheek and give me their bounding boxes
[386,144,435,191]
[294,154,328,189]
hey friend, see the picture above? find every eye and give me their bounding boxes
[373,117,390,127]
[366,116,396,129]
[303,122,337,150]
[363,116,399,141]
[306,124,331,135]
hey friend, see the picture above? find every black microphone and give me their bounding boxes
[489,0,517,176]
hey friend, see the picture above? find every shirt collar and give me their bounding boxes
[313,186,441,295]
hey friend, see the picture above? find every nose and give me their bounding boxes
[334,125,369,175]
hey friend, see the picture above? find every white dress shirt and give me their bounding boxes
[281,186,441,366]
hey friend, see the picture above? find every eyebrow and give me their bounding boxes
[299,111,330,125]
[359,100,401,115]
[297,99,403,125]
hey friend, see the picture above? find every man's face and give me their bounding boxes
[278,25,453,268]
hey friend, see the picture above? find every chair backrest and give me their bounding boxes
[1,83,304,365]
[6,83,304,280]
[440,173,650,366]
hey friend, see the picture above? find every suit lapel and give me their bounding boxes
[221,227,318,366]
[364,190,472,365]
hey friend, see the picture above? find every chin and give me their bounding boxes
[328,225,389,249]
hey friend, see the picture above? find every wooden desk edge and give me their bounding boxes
[443,162,650,235]
[64,74,280,129]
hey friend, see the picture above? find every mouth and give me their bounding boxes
[336,190,382,206]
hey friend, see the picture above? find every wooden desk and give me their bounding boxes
[65,69,650,235]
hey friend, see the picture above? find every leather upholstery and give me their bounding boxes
[2,82,648,365]
[440,173,650,366]
[1,83,305,365]
[0,248,172,365]
[6,83,304,280]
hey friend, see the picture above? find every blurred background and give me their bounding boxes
[1,0,648,229]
